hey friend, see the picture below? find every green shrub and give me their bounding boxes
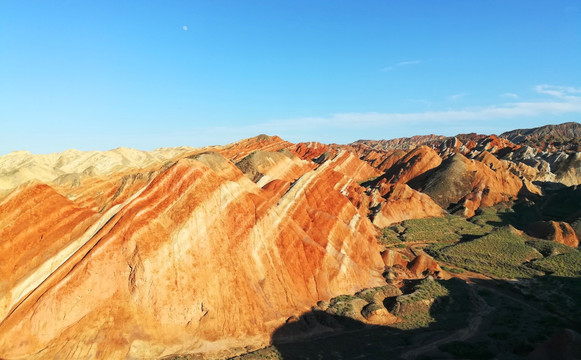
[442,265,465,274]
[378,227,401,245]
[528,251,581,277]
[430,226,544,278]
[525,239,575,257]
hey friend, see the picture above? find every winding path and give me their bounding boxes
[399,284,492,360]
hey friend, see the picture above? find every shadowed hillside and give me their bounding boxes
[230,275,581,360]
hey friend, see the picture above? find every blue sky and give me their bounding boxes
[1,1,580,154]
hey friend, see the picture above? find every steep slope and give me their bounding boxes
[409,153,523,217]
[0,151,384,359]
[0,183,99,321]
[353,135,446,151]
[219,134,292,162]
[378,146,442,192]
[235,150,314,186]
[372,184,445,227]
[291,142,338,161]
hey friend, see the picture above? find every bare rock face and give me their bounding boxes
[526,221,580,247]
[380,146,443,191]
[234,150,314,185]
[407,254,441,277]
[219,134,292,162]
[409,153,523,217]
[372,184,444,227]
[352,135,446,151]
[291,142,337,161]
[0,150,384,359]
[361,303,399,325]
[0,183,98,321]
[380,249,409,268]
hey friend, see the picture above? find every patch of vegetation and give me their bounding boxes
[525,239,576,257]
[395,278,450,307]
[470,205,517,229]
[525,275,581,321]
[230,347,282,360]
[439,341,494,359]
[528,251,581,277]
[442,265,465,274]
[393,311,435,330]
[355,285,401,303]
[400,215,488,243]
[327,301,354,317]
[327,294,360,317]
[428,226,544,278]
[378,227,401,245]
[329,294,357,305]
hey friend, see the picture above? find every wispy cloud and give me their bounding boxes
[534,84,581,99]
[177,84,581,145]
[182,25,188,31]
[216,84,581,133]
[502,93,519,98]
[381,60,422,72]
[448,93,466,101]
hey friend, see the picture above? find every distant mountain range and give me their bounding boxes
[354,121,581,152]
[500,121,581,151]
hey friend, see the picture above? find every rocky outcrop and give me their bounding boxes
[380,249,409,268]
[234,150,314,186]
[219,134,292,162]
[525,221,580,247]
[372,184,444,227]
[291,142,337,161]
[407,254,442,277]
[352,135,446,151]
[502,146,581,186]
[409,153,523,217]
[380,146,442,191]
[361,302,399,325]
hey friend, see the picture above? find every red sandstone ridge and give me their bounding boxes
[219,134,293,162]
[372,184,444,227]
[0,183,98,320]
[381,249,409,268]
[234,149,315,185]
[378,146,442,194]
[407,254,442,277]
[409,153,523,217]
[525,221,580,247]
[290,141,338,161]
[0,149,384,359]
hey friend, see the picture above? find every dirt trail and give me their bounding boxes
[399,284,492,360]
